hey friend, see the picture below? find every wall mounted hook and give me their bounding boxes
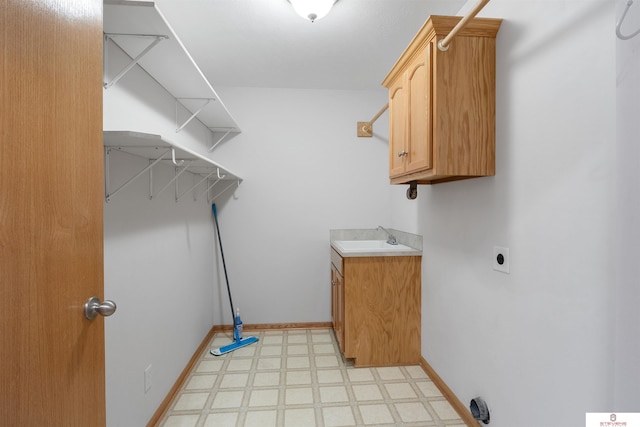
[617,0,640,40]
[171,147,184,166]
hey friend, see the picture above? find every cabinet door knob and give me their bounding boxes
[397,150,408,157]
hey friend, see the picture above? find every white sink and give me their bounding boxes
[333,240,414,252]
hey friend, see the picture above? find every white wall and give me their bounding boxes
[103,42,227,425]
[208,86,392,325]
[615,0,640,411]
[388,1,621,426]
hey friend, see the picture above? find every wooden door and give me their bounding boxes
[0,1,105,425]
[406,43,432,174]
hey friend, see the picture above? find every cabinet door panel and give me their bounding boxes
[336,271,344,353]
[388,80,407,178]
[407,43,432,173]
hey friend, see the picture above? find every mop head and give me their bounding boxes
[211,336,259,356]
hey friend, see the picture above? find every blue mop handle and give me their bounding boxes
[212,203,237,332]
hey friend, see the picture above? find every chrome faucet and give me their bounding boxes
[377,226,397,245]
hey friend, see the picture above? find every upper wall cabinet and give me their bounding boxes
[382,15,501,186]
[103,0,240,134]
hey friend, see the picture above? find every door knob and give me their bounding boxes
[397,150,408,157]
[84,296,117,320]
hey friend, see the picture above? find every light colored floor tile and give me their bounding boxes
[173,392,209,411]
[358,404,395,425]
[384,382,417,399]
[313,344,336,354]
[260,346,282,356]
[162,329,464,426]
[311,333,333,343]
[203,412,238,427]
[248,389,279,407]
[430,399,460,420]
[284,408,316,427]
[253,371,281,387]
[347,368,374,382]
[257,357,282,370]
[226,358,252,371]
[352,384,383,401]
[244,410,277,427]
[185,374,216,390]
[163,414,199,427]
[286,356,310,369]
[317,369,343,384]
[405,365,429,379]
[323,406,356,427]
[262,335,283,345]
[416,381,442,398]
[319,385,349,403]
[286,370,312,385]
[219,373,249,388]
[287,345,309,355]
[196,360,223,373]
[315,355,339,368]
[395,402,432,423]
[211,391,244,409]
[376,367,405,381]
[287,334,308,343]
[285,387,314,405]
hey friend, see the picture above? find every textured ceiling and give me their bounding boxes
[151,0,466,90]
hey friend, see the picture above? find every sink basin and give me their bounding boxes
[333,240,414,252]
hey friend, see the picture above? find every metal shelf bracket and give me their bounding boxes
[103,33,168,89]
[176,170,217,202]
[175,98,214,133]
[208,128,233,152]
[210,180,241,203]
[104,146,171,202]
[152,162,192,200]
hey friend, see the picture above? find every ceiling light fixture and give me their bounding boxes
[289,0,337,23]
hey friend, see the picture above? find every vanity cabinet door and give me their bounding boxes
[331,257,344,353]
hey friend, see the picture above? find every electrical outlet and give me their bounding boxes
[144,364,152,393]
[493,246,510,274]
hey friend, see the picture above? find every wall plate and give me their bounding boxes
[493,246,510,274]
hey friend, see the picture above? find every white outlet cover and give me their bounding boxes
[493,246,510,274]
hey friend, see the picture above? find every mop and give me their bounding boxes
[210,204,259,356]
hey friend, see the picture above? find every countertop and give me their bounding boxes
[330,228,422,258]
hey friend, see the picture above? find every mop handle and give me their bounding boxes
[212,204,236,325]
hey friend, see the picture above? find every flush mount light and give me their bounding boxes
[289,0,338,23]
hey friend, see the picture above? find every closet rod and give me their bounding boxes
[438,0,491,51]
[357,103,389,138]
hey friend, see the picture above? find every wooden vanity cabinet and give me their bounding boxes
[331,248,421,367]
[330,258,345,353]
[383,15,502,185]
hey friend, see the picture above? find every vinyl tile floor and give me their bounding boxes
[159,329,466,427]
